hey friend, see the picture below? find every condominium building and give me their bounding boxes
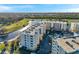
[20,21,48,50]
[70,22,79,32]
[51,21,68,31]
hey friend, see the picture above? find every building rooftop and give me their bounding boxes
[22,22,45,34]
[56,37,79,53]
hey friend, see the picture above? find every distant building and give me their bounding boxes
[51,21,68,31]
[70,22,79,32]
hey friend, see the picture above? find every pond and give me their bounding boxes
[0,30,19,42]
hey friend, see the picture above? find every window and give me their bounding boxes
[35,31,38,34]
[30,37,33,39]
[24,35,26,39]
[31,40,33,42]
[30,35,33,39]
[30,43,33,47]
[57,52,58,54]
[30,35,33,37]
[31,42,33,45]
[39,28,41,34]
[57,49,59,51]
[31,45,33,47]
[25,41,26,45]
[25,40,26,41]
[58,46,59,48]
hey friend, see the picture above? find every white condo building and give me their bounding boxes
[51,21,68,31]
[70,22,79,32]
[20,21,50,50]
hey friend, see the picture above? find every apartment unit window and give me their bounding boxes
[30,35,33,38]
[27,35,29,37]
[25,41,26,45]
[31,43,33,45]
[57,49,59,51]
[30,35,33,46]
[30,35,33,39]
[39,28,41,34]
[31,45,33,47]
[30,43,33,47]
[31,40,33,42]
[58,45,59,48]
[24,35,26,39]
[30,37,33,43]
[30,37,33,39]
[57,52,58,54]
[35,32,38,34]
[25,40,26,41]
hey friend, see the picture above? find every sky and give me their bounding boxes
[0,4,79,12]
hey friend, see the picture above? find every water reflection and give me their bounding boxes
[0,36,7,42]
[0,30,19,42]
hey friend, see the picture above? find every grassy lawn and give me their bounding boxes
[3,18,29,33]
[0,43,5,53]
[0,24,2,27]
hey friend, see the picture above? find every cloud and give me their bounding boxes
[13,5,34,8]
[0,5,12,11]
[68,8,79,12]
[63,8,79,12]
[0,5,35,12]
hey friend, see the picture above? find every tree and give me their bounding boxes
[10,41,15,53]
[19,46,31,54]
[4,41,8,47]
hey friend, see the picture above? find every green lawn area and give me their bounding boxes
[0,43,5,53]
[3,18,29,33]
[0,24,2,27]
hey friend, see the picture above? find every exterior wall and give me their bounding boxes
[45,21,51,30]
[52,40,65,54]
[76,23,79,32]
[20,32,39,50]
[20,32,26,47]
[70,22,79,32]
[61,22,67,31]
[53,21,61,31]
[70,23,76,32]
[52,21,67,31]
